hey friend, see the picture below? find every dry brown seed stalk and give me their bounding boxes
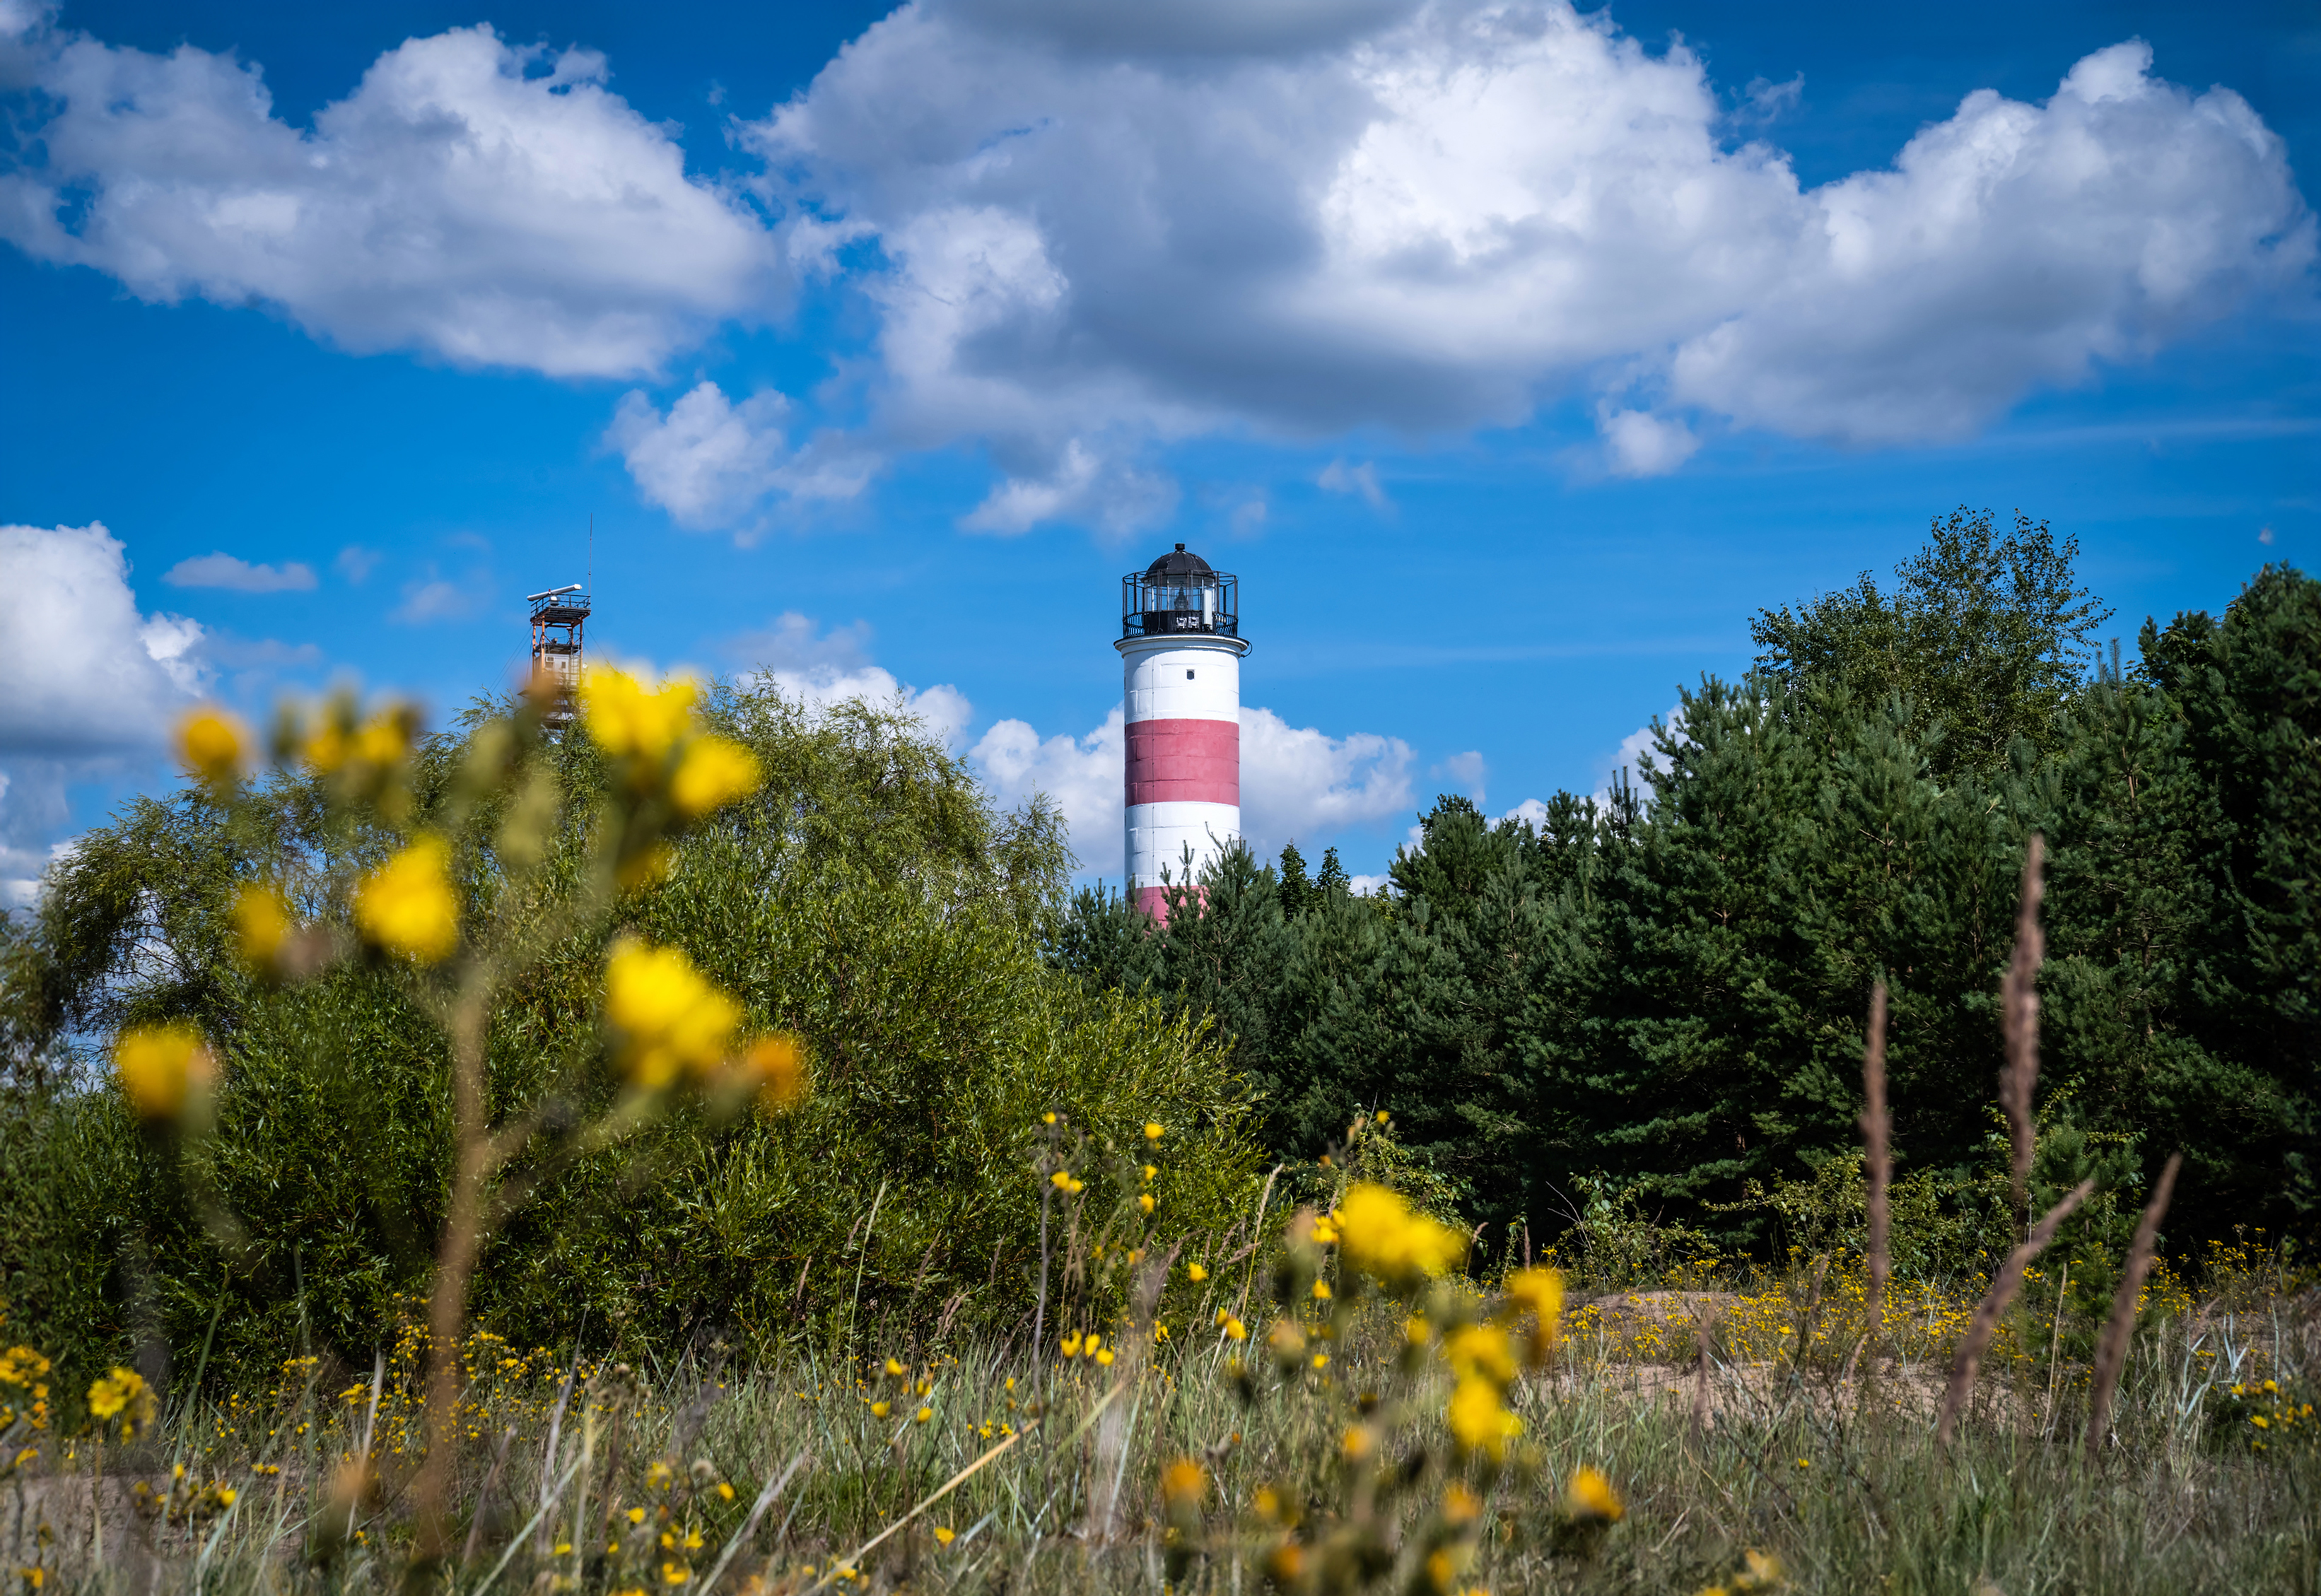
[1936,1175,2094,1445]
[2083,1152,2182,1462]
[2000,835,2046,1216]
[1861,981,1892,1361]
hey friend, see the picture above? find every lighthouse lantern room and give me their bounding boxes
[1118,544,1249,917]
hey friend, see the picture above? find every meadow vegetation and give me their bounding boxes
[1,512,2316,1592]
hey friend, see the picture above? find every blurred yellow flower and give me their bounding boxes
[1094,1349,1114,1366]
[1336,1183,1464,1291]
[1565,1466,1625,1523]
[1060,1334,1082,1356]
[1499,1267,1565,1364]
[583,668,699,763]
[175,708,249,785]
[1446,1324,1515,1387]
[1311,1280,1332,1301]
[113,1023,216,1121]
[869,1402,889,1419]
[1186,1263,1208,1282]
[1051,1170,1073,1190]
[670,736,762,818]
[932,1526,956,1546]
[233,884,291,970]
[731,1034,807,1115]
[1140,1193,1156,1214]
[1222,1318,1249,1342]
[353,713,408,768]
[1159,1458,1207,1506]
[884,1358,907,1378]
[1442,1482,1481,1525]
[660,1560,691,1585]
[604,939,742,1091]
[88,1368,155,1438]
[0,1347,52,1386]
[914,1407,933,1424]
[1084,1334,1102,1356]
[353,837,460,963]
[1447,1376,1521,1460]
[1144,1121,1164,1141]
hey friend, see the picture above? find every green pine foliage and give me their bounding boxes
[1053,534,2319,1257]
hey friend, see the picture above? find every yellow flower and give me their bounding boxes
[604,938,743,1091]
[1139,1193,1156,1214]
[1335,1184,1463,1291]
[113,1023,217,1121]
[661,1560,691,1585]
[1374,1109,1391,1124]
[353,713,409,768]
[1340,1424,1374,1462]
[1042,1111,1057,1125]
[1446,1324,1516,1387]
[88,1368,155,1438]
[884,1358,907,1378]
[1442,1482,1481,1525]
[869,1402,889,1419]
[1186,1263,1208,1282]
[1084,1334,1102,1356]
[353,837,460,963]
[1060,1334,1082,1356]
[1159,1458,1207,1506]
[1311,1353,1328,1370]
[1222,1317,1248,1342]
[1142,1163,1157,1182]
[1564,1466,1624,1523]
[0,1347,52,1386]
[233,884,291,970]
[1095,1349,1114,1366]
[1144,1122,1164,1142]
[175,708,250,785]
[1498,1267,1565,1364]
[915,1407,933,1424]
[730,1035,807,1115]
[1446,1377,1521,1461]
[583,668,699,764]
[671,736,762,818]
[1311,1280,1332,1301]
[932,1526,956,1547]
[1051,1170,1073,1190]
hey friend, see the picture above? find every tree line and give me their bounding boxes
[1051,512,2319,1250]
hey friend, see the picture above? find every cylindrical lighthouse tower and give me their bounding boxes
[1118,544,1248,918]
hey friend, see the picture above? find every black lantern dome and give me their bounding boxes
[1123,543,1239,639]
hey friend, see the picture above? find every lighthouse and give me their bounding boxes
[1118,544,1247,917]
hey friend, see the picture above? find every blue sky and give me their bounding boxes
[1,0,2314,902]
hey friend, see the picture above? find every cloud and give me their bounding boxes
[1598,703,1685,802]
[1497,797,1550,831]
[1597,408,1700,477]
[971,700,1415,878]
[1432,749,1485,802]
[164,551,317,592]
[1318,458,1391,511]
[747,7,2308,504]
[0,522,208,756]
[0,23,778,377]
[336,546,381,584]
[723,614,974,746]
[1238,706,1414,854]
[0,523,209,907]
[394,575,477,624]
[972,706,1126,870]
[608,381,876,532]
[961,440,1179,538]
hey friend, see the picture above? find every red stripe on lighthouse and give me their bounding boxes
[1124,717,1240,806]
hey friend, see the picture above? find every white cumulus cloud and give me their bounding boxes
[745,4,2308,516]
[164,551,317,592]
[0,23,778,377]
[0,522,208,756]
[0,522,210,905]
[972,706,1126,870]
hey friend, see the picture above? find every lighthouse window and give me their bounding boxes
[1186,669,1196,679]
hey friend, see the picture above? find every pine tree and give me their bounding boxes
[1315,846,1350,898]
[1278,842,1313,920]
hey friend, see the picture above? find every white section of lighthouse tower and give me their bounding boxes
[1117,544,1248,917]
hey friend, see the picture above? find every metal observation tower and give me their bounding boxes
[526,583,591,727]
[1117,544,1247,917]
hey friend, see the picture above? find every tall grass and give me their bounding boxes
[5,1255,2313,1595]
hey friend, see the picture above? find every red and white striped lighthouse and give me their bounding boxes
[1118,544,1247,917]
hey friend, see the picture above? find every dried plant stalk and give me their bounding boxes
[1861,981,1892,1361]
[1999,835,2046,1216]
[1936,1175,2094,1445]
[2083,1152,2182,1462]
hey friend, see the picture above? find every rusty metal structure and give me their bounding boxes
[526,583,590,726]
